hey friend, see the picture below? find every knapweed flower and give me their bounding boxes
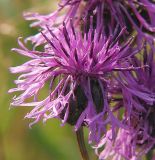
[120,43,155,153]
[96,121,155,160]
[59,0,155,35]
[9,19,140,144]
[96,42,155,160]
[24,0,155,47]
[95,129,138,160]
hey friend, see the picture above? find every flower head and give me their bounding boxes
[96,41,155,160]
[95,129,139,160]
[9,19,139,143]
[24,0,155,49]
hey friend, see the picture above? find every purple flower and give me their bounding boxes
[95,129,138,160]
[94,38,155,160]
[118,41,155,117]
[23,0,155,49]
[96,42,155,160]
[9,0,155,159]
[9,20,139,143]
[58,0,155,37]
[96,116,155,160]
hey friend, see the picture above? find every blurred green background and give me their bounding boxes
[0,1,95,160]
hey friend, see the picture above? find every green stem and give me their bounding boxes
[76,127,90,160]
[146,149,153,160]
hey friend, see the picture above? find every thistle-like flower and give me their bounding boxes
[9,19,140,144]
[95,129,138,160]
[24,0,155,46]
[96,41,155,159]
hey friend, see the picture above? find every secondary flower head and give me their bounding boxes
[95,129,137,160]
[59,0,155,33]
[96,42,155,160]
[120,42,155,152]
[23,0,155,50]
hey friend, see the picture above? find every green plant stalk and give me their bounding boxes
[76,127,90,160]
